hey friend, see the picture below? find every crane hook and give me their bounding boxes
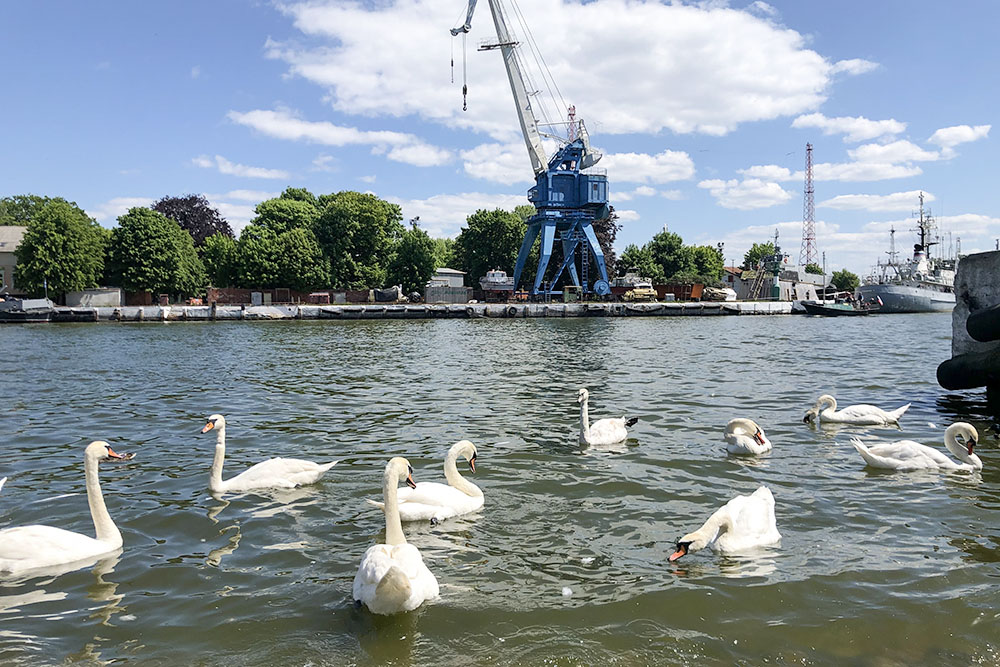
[462,84,468,112]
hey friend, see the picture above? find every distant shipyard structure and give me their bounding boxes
[799,143,818,267]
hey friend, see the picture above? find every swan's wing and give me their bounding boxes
[0,477,6,493]
[226,457,335,489]
[396,482,466,507]
[392,544,440,604]
[587,418,628,444]
[0,525,109,569]
[725,434,769,455]
[866,440,955,469]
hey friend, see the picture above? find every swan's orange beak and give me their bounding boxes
[105,446,126,460]
[469,454,477,474]
[754,430,766,446]
[668,543,688,562]
[405,473,416,489]
[968,438,976,456]
[201,422,215,434]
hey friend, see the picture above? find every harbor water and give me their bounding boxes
[1,314,998,665]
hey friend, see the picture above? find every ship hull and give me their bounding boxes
[858,284,954,313]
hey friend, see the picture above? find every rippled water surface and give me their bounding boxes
[1,314,999,665]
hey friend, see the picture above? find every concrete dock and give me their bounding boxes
[48,300,795,322]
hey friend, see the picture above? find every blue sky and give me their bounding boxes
[2,0,996,275]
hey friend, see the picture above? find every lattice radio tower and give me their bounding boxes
[799,142,817,266]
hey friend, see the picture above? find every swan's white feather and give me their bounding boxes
[712,487,782,553]
[585,418,630,446]
[353,543,438,615]
[220,458,337,492]
[0,526,117,574]
[370,482,484,522]
[850,437,974,471]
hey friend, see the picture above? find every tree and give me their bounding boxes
[13,200,107,298]
[235,225,281,288]
[689,244,724,281]
[742,242,777,270]
[201,233,238,287]
[275,227,330,292]
[251,197,319,235]
[454,208,527,286]
[648,227,694,280]
[592,207,623,275]
[617,243,666,283]
[313,191,404,289]
[805,262,823,274]
[151,194,232,246]
[1,194,81,226]
[388,224,437,294]
[106,207,206,296]
[431,237,456,269]
[831,268,860,292]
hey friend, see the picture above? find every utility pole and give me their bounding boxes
[799,143,817,266]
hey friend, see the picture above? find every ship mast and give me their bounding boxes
[913,191,937,259]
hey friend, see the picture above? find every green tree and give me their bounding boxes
[431,237,456,269]
[275,227,330,292]
[13,200,107,298]
[617,243,666,283]
[742,242,777,269]
[805,262,823,274]
[689,244,724,281]
[648,227,694,280]
[106,207,206,296]
[313,191,404,289]
[201,233,238,287]
[152,194,232,246]
[454,208,527,286]
[235,225,281,288]
[251,197,319,235]
[1,194,78,226]
[831,268,860,292]
[388,224,437,294]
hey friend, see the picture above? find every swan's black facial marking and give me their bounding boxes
[469,452,477,473]
[668,541,691,562]
[405,464,416,489]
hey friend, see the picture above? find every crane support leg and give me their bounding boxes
[561,234,581,287]
[512,222,541,291]
[532,222,557,294]
[582,223,610,285]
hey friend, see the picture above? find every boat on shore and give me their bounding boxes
[0,297,55,323]
[802,300,877,317]
[858,193,956,313]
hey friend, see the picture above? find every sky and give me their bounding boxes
[1,0,997,276]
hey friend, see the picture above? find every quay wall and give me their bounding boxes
[49,301,794,323]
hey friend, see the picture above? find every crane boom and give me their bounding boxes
[451,0,547,174]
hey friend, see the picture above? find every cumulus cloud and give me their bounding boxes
[228,109,453,167]
[739,165,794,181]
[192,154,290,179]
[698,178,795,209]
[847,140,940,164]
[819,190,934,211]
[86,197,155,225]
[599,150,696,184]
[269,0,871,139]
[830,59,879,75]
[928,124,991,151]
[386,192,529,238]
[791,112,905,142]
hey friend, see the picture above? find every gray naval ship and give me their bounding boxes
[858,193,957,313]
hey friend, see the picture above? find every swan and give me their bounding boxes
[668,486,781,562]
[367,440,483,523]
[725,418,772,455]
[201,414,337,494]
[803,394,910,425]
[0,441,126,575]
[0,477,5,494]
[578,388,638,446]
[850,422,982,471]
[354,457,440,614]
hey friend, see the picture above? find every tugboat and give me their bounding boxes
[858,193,956,313]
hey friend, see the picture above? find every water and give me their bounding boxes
[1,314,998,665]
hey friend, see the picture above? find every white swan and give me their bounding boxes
[367,440,483,523]
[0,441,126,575]
[850,422,982,471]
[668,486,781,561]
[803,394,910,425]
[0,477,6,494]
[578,388,638,446]
[725,418,772,455]
[354,457,440,614]
[201,414,337,494]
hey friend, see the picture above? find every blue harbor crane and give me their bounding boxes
[451,0,613,297]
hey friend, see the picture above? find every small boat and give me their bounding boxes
[802,300,876,317]
[0,298,55,323]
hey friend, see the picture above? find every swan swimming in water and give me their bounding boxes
[201,414,337,494]
[0,477,6,494]
[0,441,126,575]
[578,388,638,446]
[850,422,982,471]
[668,486,781,562]
[724,418,772,455]
[367,440,483,523]
[803,394,910,425]
[354,457,440,614]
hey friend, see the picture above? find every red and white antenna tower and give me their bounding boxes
[799,142,817,266]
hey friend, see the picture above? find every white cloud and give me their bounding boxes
[600,150,695,184]
[748,2,778,18]
[386,192,529,238]
[359,175,377,184]
[661,190,684,200]
[820,190,934,212]
[192,154,290,180]
[847,140,939,164]
[739,164,794,181]
[87,197,155,225]
[830,58,879,75]
[228,108,453,167]
[698,178,795,209]
[460,143,531,185]
[810,161,922,182]
[613,185,657,202]
[928,124,990,150]
[270,0,871,139]
[791,112,905,142]
[615,209,640,222]
[312,154,337,172]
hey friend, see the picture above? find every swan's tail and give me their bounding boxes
[365,498,386,510]
[318,461,338,474]
[887,404,911,422]
[850,437,882,468]
[375,565,412,609]
[625,417,639,428]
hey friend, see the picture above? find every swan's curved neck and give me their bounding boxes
[945,432,985,469]
[820,396,837,413]
[579,397,590,436]
[85,454,121,546]
[444,450,482,497]
[210,426,227,492]
[383,469,407,546]
[693,509,729,548]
